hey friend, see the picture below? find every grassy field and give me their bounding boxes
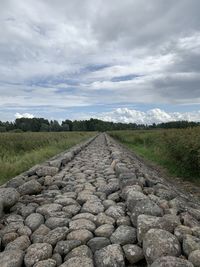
[0,132,95,184]
[109,128,200,182]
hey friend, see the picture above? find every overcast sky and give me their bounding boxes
[0,0,200,124]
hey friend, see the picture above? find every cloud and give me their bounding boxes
[15,112,34,119]
[96,108,200,124]
[0,1,200,121]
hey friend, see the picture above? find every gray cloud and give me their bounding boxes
[0,0,200,121]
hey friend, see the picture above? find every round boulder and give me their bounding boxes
[94,244,125,267]
[188,250,200,267]
[150,256,194,267]
[24,243,53,267]
[143,229,181,265]
[0,249,24,267]
[0,188,20,209]
[110,225,137,245]
[25,213,44,231]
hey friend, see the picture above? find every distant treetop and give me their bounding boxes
[0,118,199,132]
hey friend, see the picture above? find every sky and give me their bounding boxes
[0,0,200,124]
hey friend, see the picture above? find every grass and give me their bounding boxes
[109,128,200,182]
[0,132,95,184]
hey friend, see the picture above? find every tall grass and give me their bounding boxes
[109,128,200,181]
[0,132,95,184]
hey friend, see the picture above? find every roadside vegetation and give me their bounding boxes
[0,117,199,132]
[109,128,200,182]
[0,132,95,184]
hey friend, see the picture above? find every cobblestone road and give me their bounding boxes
[0,134,199,266]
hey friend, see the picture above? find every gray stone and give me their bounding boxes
[69,219,96,232]
[183,235,200,257]
[54,240,81,256]
[122,185,143,199]
[45,217,70,229]
[188,250,200,267]
[150,256,194,267]
[33,259,57,267]
[36,204,62,217]
[0,200,4,218]
[62,152,74,164]
[67,229,93,244]
[95,224,115,238]
[63,192,77,199]
[98,183,119,196]
[102,200,116,209]
[96,213,115,226]
[137,214,180,243]
[192,227,200,238]
[48,159,62,168]
[131,199,163,226]
[62,204,81,217]
[64,245,93,261]
[189,208,200,221]
[143,229,181,265]
[0,249,24,267]
[43,227,69,246]
[181,212,200,228]
[44,176,54,186]
[126,191,148,212]
[120,175,144,188]
[105,205,125,219]
[20,204,37,218]
[116,216,131,226]
[87,237,110,252]
[0,188,20,209]
[18,180,42,195]
[52,253,62,266]
[5,235,30,251]
[25,213,44,231]
[2,232,19,247]
[31,224,50,240]
[17,225,32,236]
[24,243,53,267]
[107,192,120,202]
[110,225,137,245]
[60,256,94,267]
[94,244,125,267]
[77,191,99,205]
[82,200,104,215]
[54,197,77,206]
[123,244,144,264]
[6,175,24,188]
[36,166,59,177]
[6,213,23,224]
[155,188,177,200]
[72,212,96,222]
[174,225,193,242]
[115,163,130,176]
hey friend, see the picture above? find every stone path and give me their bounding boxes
[0,133,200,266]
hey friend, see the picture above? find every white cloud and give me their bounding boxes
[15,112,34,119]
[96,108,200,124]
[0,0,200,120]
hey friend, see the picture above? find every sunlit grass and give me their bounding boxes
[0,132,95,184]
[109,128,200,182]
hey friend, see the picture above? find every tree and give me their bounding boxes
[50,120,61,132]
[40,123,50,132]
[62,120,73,131]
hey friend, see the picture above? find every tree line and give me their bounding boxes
[0,118,199,132]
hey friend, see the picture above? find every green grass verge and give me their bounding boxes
[109,129,200,183]
[0,132,95,184]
